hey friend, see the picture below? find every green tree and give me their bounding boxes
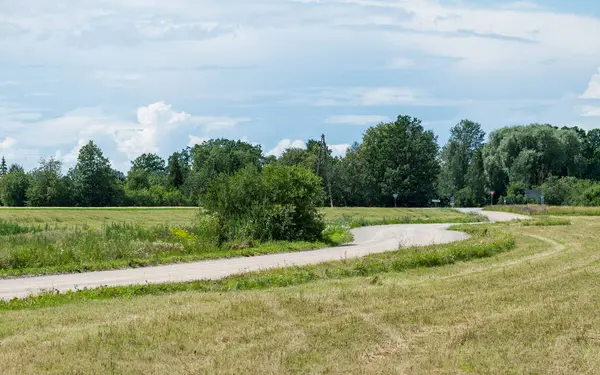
[0,168,29,206]
[277,148,315,170]
[185,139,264,202]
[482,124,585,199]
[168,153,184,189]
[360,115,440,206]
[438,119,486,204]
[0,157,7,177]
[333,142,370,206]
[26,157,71,206]
[9,164,23,173]
[130,153,166,174]
[127,153,167,191]
[68,141,122,206]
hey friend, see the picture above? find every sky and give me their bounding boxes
[1,0,600,172]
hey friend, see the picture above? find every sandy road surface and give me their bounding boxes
[0,208,527,300]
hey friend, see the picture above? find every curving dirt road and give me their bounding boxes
[0,208,527,300]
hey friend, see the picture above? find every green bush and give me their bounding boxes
[201,165,326,243]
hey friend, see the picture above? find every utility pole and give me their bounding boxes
[316,134,334,208]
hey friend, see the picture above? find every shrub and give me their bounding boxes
[201,165,326,243]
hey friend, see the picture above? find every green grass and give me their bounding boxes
[519,217,572,226]
[323,207,487,228]
[486,204,600,216]
[0,207,485,229]
[4,218,600,373]
[0,222,351,278]
[0,207,199,228]
[0,220,41,236]
[0,224,512,311]
[0,207,482,277]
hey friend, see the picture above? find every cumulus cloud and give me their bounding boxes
[581,68,600,99]
[113,101,191,159]
[0,101,252,169]
[329,144,350,157]
[267,139,307,157]
[325,115,391,125]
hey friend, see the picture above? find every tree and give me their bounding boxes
[333,142,370,206]
[131,153,166,174]
[0,157,7,177]
[438,119,486,204]
[68,141,122,206]
[277,148,315,170]
[168,153,184,189]
[360,115,440,206]
[26,157,71,206]
[482,124,585,199]
[126,153,167,191]
[9,164,23,173]
[185,139,264,202]
[0,168,29,206]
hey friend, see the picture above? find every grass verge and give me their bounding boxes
[0,224,514,311]
[0,223,352,278]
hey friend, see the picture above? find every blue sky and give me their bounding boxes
[1,0,600,172]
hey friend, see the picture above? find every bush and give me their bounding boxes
[124,186,192,207]
[201,165,326,243]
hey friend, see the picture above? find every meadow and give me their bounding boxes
[0,207,480,277]
[0,213,597,374]
[485,204,600,216]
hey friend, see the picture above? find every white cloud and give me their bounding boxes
[325,115,391,125]
[0,101,252,169]
[0,137,17,150]
[330,144,349,157]
[1,0,600,168]
[581,68,600,99]
[61,138,88,165]
[267,139,306,157]
[580,105,600,117]
[188,135,209,147]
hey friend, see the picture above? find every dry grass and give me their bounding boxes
[2,218,600,373]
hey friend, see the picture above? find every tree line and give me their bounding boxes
[2,114,600,207]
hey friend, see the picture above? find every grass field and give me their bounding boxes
[0,207,480,277]
[0,207,199,228]
[0,217,598,373]
[0,206,480,228]
[323,207,486,227]
[486,204,600,216]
